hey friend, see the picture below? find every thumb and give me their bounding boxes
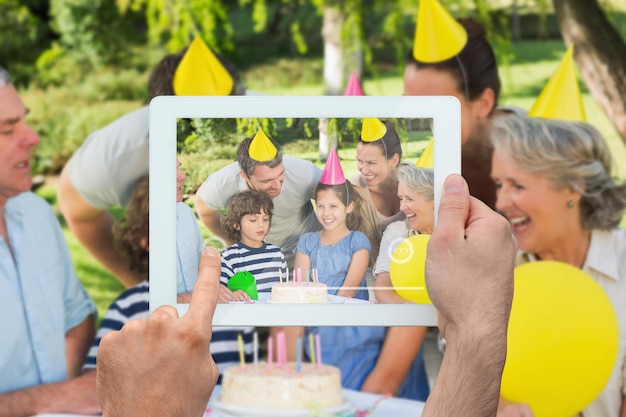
[433,174,470,242]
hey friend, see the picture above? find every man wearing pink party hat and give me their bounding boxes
[57,37,245,291]
[195,129,322,270]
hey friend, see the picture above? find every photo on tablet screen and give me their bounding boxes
[149,96,460,326]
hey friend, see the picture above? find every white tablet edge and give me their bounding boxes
[149,95,461,326]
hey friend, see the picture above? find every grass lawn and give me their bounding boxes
[40,39,626,319]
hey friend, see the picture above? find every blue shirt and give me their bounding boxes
[305,326,430,401]
[176,202,205,293]
[296,230,371,300]
[0,192,96,392]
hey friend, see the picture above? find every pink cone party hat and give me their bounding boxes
[248,129,278,162]
[343,72,364,96]
[413,0,468,63]
[173,36,234,96]
[319,147,346,185]
[528,45,586,122]
[361,118,387,142]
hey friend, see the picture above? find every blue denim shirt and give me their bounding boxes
[0,192,95,392]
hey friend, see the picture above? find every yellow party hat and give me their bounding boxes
[528,45,586,122]
[248,129,277,162]
[415,138,434,168]
[173,36,234,96]
[413,0,468,63]
[361,118,387,142]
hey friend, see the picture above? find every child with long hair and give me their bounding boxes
[294,152,371,301]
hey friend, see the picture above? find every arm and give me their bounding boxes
[374,272,410,304]
[65,315,96,378]
[361,326,427,396]
[97,247,221,417]
[57,167,142,288]
[194,194,232,246]
[422,175,516,417]
[0,371,100,417]
[337,249,369,298]
[621,395,626,417]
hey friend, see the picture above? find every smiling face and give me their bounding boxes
[243,163,285,198]
[356,142,399,190]
[403,66,491,145]
[238,210,270,248]
[315,188,353,233]
[0,83,40,207]
[397,181,434,234]
[491,148,580,255]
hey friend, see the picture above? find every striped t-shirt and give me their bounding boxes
[83,281,255,382]
[220,242,286,292]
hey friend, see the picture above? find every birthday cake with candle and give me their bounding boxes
[220,362,342,409]
[269,267,329,303]
[269,281,329,303]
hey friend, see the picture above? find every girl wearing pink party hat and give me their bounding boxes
[293,147,371,300]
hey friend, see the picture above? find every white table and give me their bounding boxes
[35,386,425,417]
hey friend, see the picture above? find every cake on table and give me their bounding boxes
[269,281,329,303]
[219,362,342,409]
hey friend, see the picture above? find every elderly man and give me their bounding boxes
[0,66,97,416]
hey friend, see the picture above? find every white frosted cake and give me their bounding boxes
[269,282,329,303]
[220,362,342,409]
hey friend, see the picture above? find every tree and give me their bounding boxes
[553,0,626,143]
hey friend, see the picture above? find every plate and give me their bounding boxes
[209,397,354,417]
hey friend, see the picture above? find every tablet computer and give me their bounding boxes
[149,96,460,326]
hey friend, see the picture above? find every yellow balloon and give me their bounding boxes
[389,234,431,304]
[501,261,618,417]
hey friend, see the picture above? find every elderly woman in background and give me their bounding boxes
[490,115,626,417]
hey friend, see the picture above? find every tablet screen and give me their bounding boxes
[149,96,460,326]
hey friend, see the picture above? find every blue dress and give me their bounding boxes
[305,326,430,401]
[296,230,371,301]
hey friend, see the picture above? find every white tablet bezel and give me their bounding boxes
[149,96,460,326]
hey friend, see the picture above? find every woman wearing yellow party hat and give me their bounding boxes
[404,0,516,209]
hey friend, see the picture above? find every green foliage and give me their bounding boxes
[0,0,51,86]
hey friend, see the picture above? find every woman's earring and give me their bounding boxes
[567,200,575,208]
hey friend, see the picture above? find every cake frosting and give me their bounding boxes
[269,281,329,303]
[220,362,342,409]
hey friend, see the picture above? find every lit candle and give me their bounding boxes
[267,336,273,370]
[315,332,322,370]
[253,331,259,364]
[238,333,245,368]
[296,335,302,372]
[308,332,316,365]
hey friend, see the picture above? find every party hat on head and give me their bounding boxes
[528,45,586,122]
[415,138,434,168]
[344,72,364,96]
[248,129,277,162]
[413,0,468,63]
[173,36,234,96]
[319,147,346,185]
[361,118,387,142]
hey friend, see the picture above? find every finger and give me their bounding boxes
[185,246,221,325]
[432,174,470,241]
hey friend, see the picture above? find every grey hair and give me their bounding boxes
[397,165,435,201]
[490,115,626,230]
[0,66,11,87]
